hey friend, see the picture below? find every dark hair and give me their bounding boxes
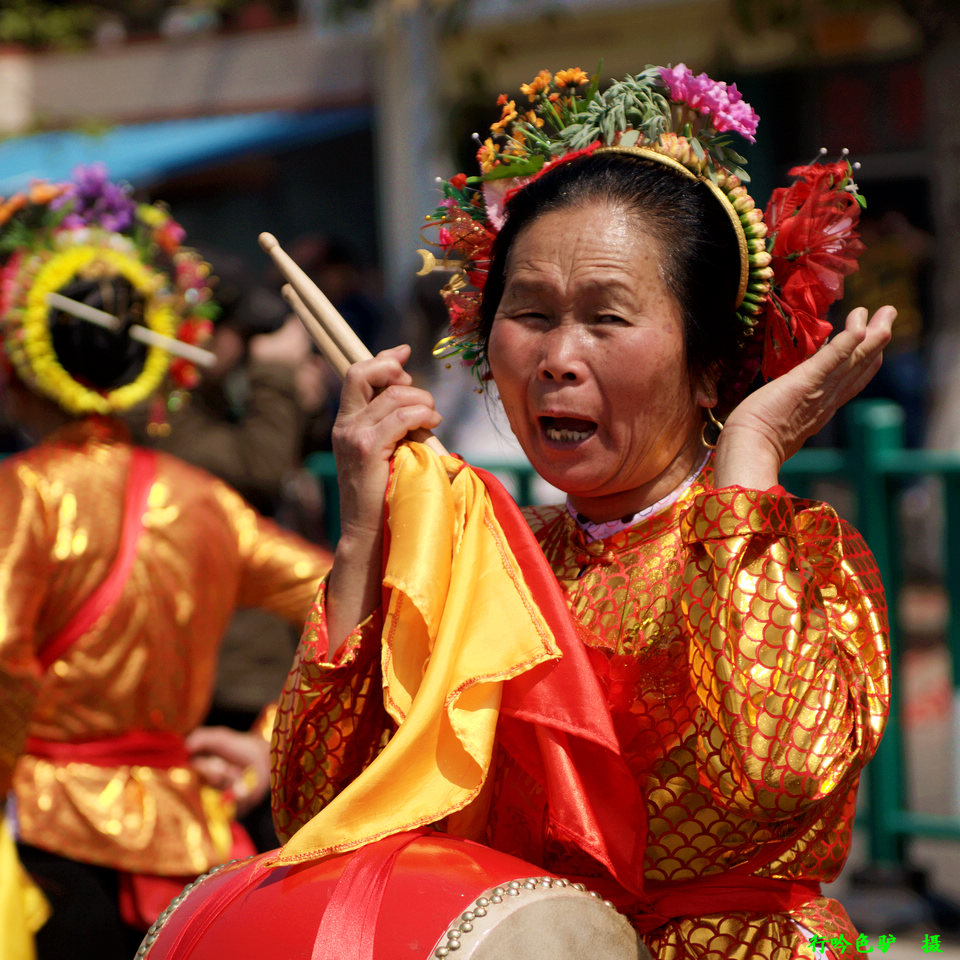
[49,276,148,391]
[477,152,746,412]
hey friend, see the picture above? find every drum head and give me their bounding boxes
[426,876,650,960]
[139,833,650,960]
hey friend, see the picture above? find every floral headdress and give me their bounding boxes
[421,64,865,388]
[0,164,217,430]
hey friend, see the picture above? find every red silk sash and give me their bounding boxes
[24,729,189,768]
[469,465,647,898]
[568,870,822,934]
[37,446,157,670]
[310,829,428,960]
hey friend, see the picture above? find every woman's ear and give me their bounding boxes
[694,372,718,411]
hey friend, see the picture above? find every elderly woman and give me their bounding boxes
[272,67,895,960]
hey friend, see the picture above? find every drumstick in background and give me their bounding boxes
[260,232,447,457]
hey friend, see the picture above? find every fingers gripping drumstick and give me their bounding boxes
[259,232,447,456]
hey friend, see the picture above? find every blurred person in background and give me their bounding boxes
[839,209,932,449]
[134,247,337,851]
[0,167,331,960]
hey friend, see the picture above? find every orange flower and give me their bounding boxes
[476,137,499,173]
[27,182,67,206]
[554,67,589,88]
[490,98,518,134]
[520,69,552,102]
[0,194,27,227]
[496,93,508,106]
[524,110,545,129]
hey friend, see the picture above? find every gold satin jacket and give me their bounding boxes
[1,417,331,876]
[271,467,889,960]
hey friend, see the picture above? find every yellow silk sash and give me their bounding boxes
[0,818,50,960]
[278,442,561,862]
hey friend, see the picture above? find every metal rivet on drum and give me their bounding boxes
[492,887,505,896]
[490,895,502,903]
[435,948,449,958]
[476,897,490,907]
[461,911,475,922]
[506,888,520,896]
[447,930,461,941]
[590,890,601,898]
[473,906,487,917]
[523,881,536,889]
[508,880,521,889]
[539,879,551,887]
[603,900,616,909]
[447,941,461,951]
[556,878,568,887]
[572,882,586,891]
[460,922,474,933]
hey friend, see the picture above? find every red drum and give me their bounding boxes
[137,832,650,960]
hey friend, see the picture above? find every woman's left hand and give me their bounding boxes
[713,305,896,490]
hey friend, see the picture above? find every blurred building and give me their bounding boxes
[0,0,951,440]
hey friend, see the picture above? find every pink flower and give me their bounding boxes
[659,63,759,143]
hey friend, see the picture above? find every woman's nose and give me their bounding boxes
[537,326,583,382]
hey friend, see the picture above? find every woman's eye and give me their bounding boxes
[596,313,627,325]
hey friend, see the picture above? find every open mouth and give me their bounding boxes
[541,416,597,443]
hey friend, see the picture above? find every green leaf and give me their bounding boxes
[481,156,545,181]
[585,60,603,101]
[725,161,750,183]
[619,129,640,147]
[601,114,615,145]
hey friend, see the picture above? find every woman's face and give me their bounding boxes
[487,200,712,522]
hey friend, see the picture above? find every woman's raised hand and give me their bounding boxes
[713,305,897,491]
[326,344,441,653]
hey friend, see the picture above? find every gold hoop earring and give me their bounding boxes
[700,407,724,450]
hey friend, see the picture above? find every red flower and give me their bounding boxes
[449,173,468,190]
[442,290,483,337]
[762,295,834,381]
[761,160,865,380]
[155,218,186,256]
[169,357,199,389]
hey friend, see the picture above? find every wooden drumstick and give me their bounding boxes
[264,234,447,457]
[259,232,370,365]
[281,284,352,379]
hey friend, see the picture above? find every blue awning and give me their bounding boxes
[0,107,371,194]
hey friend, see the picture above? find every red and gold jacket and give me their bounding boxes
[271,462,889,960]
[1,417,331,877]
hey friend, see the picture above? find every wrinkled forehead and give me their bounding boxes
[503,200,671,292]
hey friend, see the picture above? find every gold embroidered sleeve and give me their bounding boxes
[0,464,48,793]
[270,577,392,842]
[211,479,332,621]
[680,486,890,819]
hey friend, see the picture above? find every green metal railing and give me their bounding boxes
[305,398,960,868]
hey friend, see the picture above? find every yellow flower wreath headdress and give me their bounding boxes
[0,164,217,423]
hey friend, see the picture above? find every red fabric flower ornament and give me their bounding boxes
[761,160,865,381]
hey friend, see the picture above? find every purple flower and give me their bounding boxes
[659,63,759,143]
[53,163,137,232]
